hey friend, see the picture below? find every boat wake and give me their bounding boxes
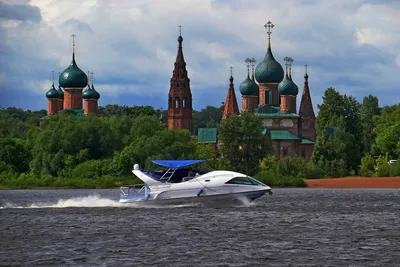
[0,194,198,209]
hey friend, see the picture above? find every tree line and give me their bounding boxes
[0,88,399,188]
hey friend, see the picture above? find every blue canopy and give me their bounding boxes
[152,160,205,168]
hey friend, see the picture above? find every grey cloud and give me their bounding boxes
[62,19,94,35]
[0,1,41,22]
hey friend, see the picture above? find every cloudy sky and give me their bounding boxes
[1,0,399,113]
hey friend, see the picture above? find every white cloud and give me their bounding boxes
[1,0,400,111]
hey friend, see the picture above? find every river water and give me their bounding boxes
[0,189,399,266]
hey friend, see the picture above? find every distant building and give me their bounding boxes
[199,21,316,161]
[43,35,100,120]
[167,27,193,132]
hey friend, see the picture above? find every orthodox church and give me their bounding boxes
[43,21,315,160]
[43,35,100,119]
[195,22,316,160]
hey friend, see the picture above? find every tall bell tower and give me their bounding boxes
[168,25,193,132]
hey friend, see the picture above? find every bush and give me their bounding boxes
[303,161,324,179]
[390,162,400,176]
[375,155,391,177]
[360,154,375,177]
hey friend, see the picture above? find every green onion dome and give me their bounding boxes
[57,85,64,99]
[59,53,88,88]
[82,84,100,100]
[255,47,284,83]
[91,84,100,100]
[82,86,96,99]
[46,84,60,99]
[278,72,298,96]
[240,76,258,96]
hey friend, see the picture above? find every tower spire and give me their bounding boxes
[304,64,309,80]
[245,58,251,78]
[168,25,192,131]
[299,64,316,140]
[222,66,239,120]
[287,57,293,80]
[264,20,274,48]
[91,72,94,86]
[283,56,289,76]
[250,57,256,81]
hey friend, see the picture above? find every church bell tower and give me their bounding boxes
[168,25,193,132]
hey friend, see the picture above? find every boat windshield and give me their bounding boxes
[225,176,266,186]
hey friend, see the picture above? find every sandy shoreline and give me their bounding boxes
[305,177,400,188]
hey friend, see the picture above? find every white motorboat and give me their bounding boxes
[119,160,272,204]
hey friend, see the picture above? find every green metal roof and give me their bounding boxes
[198,128,217,143]
[265,129,300,140]
[300,138,315,144]
[255,105,299,117]
[40,109,86,120]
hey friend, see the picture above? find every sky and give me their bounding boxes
[1,0,399,113]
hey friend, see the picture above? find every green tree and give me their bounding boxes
[218,113,271,176]
[0,138,31,173]
[192,105,223,135]
[372,105,400,158]
[313,88,362,175]
[360,95,380,155]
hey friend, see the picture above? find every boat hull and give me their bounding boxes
[119,189,271,205]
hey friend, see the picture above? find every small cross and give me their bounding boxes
[71,34,76,46]
[178,25,182,36]
[264,20,274,37]
[305,64,308,74]
[287,57,293,66]
[51,70,54,84]
[90,72,94,85]
[230,66,234,76]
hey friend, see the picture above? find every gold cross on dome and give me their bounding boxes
[264,21,274,38]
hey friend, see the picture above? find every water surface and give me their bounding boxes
[1,189,399,266]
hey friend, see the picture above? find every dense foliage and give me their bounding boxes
[0,89,398,189]
[312,89,399,177]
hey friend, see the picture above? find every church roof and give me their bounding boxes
[222,72,239,120]
[198,128,217,143]
[299,65,315,118]
[264,129,300,140]
[255,105,299,117]
[300,138,315,144]
[40,109,86,120]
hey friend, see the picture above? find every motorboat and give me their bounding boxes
[119,160,272,204]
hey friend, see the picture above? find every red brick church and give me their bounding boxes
[167,22,316,161]
[44,35,100,120]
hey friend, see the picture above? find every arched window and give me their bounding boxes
[169,97,172,108]
[301,150,306,158]
[175,97,180,108]
[183,97,187,108]
[177,83,180,88]
[283,148,288,157]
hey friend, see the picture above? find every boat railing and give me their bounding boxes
[120,184,146,198]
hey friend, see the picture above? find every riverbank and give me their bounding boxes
[305,177,400,188]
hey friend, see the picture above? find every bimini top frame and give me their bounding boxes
[151,160,207,182]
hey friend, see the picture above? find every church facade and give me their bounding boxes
[44,35,100,119]
[197,21,316,161]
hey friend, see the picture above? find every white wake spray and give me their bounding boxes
[0,194,198,209]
